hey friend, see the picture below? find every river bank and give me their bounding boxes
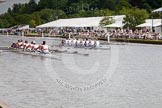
[1,33,162,45]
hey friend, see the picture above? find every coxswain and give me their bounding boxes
[60,40,65,46]
[11,40,20,48]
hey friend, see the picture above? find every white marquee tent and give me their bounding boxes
[104,16,125,28]
[152,7,162,13]
[136,19,162,33]
[136,19,162,27]
[152,7,162,34]
[36,15,125,28]
[18,25,29,30]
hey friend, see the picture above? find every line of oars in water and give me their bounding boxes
[0,48,89,56]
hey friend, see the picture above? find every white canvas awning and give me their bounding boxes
[37,17,104,28]
[103,15,125,28]
[136,23,152,27]
[152,7,162,12]
[36,15,125,28]
[18,25,29,30]
[136,19,162,27]
[104,23,124,28]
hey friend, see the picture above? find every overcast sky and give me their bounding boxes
[0,0,39,14]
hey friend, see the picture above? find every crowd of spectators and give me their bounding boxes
[45,27,162,40]
[1,26,162,40]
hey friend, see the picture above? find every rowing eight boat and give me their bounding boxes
[56,45,111,50]
[1,48,61,60]
[0,47,89,59]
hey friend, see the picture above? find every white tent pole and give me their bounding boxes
[22,31,24,37]
[107,32,110,44]
[152,16,154,32]
[69,32,71,39]
[42,31,44,38]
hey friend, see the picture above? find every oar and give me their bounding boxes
[0,46,10,50]
[77,52,89,56]
[51,49,77,54]
[50,49,68,53]
[0,50,20,53]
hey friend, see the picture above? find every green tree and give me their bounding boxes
[15,14,32,24]
[119,7,149,29]
[12,4,22,14]
[27,0,37,13]
[115,0,131,11]
[100,16,115,27]
[29,19,36,27]
[32,13,42,25]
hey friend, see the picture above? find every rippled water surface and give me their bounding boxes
[0,35,162,108]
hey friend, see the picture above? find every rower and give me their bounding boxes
[88,39,92,47]
[79,39,83,47]
[73,38,76,46]
[89,39,95,47]
[96,40,100,48]
[17,40,24,48]
[40,41,49,54]
[23,40,30,50]
[26,41,34,51]
[82,39,85,47]
[85,38,89,47]
[32,41,39,51]
[68,39,72,46]
[75,38,79,47]
[65,38,68,46]
[76,39,80,47]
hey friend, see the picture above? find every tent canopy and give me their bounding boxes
[18,25,29,30]
[152,7,162,12]
[136,19,162,27]
[103,16,125,28]
[37,17,104,28]
[36,15,125,28]
[104,23,124,28]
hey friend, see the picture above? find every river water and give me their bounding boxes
[0,35,162,108]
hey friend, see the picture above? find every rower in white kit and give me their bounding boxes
[32,41,39,51]
[40,41,49,54]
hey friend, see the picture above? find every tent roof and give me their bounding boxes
[136,19,162,27]
[36,15,125,28]
[104,23,124,28]
[136,23,152,27]
[104,16,125,28]
[18,25,29,30]
[37,17,104,28]
[152,7,162,12]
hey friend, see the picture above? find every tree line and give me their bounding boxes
[0,0,161,29]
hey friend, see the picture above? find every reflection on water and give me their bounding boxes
[0,35,162,108]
